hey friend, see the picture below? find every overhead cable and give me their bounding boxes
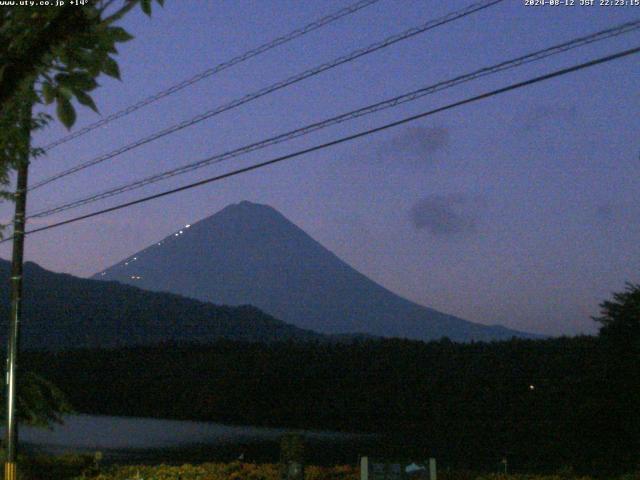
[39,0,383,152]
[29,0,504,191]
[28,19,640,219]
[8,45,638,241]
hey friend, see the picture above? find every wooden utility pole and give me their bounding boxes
[4,106,31,480]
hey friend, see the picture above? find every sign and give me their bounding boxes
[361,457,436,480]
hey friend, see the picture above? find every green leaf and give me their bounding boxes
[85,50,109,76]
[58,72,98,91]
[74,90,99,113]
[42,82,55,104]
[72,73,99,91]
[57,86,73,100]
[94,29,120,53]
[68,47,96,68]
[141,0,152,15]
[76,32,100,49]
[87,62,102,77]
[102,56,121,80]
[108,26,134,43]
[56,98,76,129]
[54,73,71,85]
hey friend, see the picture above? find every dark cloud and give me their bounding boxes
[378,126,450,164]
[410,194,484,236]
[520,104,578,131]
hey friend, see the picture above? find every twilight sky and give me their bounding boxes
[1,0,638,336]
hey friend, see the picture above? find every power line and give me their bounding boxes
[6,45,637,243]
[28,0,504,191]
[28,19,640,219]
[38,0,383,152]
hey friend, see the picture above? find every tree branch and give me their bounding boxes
[103,0,140,25]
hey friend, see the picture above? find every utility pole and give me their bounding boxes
[4,104,31,480]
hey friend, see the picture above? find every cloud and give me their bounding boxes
[410,193,484,236]
[378,126,450,164]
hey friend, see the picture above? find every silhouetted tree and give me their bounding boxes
[593,282,640,352]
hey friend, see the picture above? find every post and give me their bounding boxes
[4,112,30,480]
[428,458,436,480]
[360,456,369,480]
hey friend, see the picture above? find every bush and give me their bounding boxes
[0,450,98,480]
[83,462,357,480]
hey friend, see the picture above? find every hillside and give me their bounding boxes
[0,260,322,350]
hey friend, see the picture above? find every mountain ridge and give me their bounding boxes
[94,201,537,342]
[0,259,326,351]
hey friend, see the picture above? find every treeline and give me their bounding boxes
[22,335,638,474]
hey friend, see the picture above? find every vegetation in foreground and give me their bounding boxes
[86,463,640,480]
[1,456,639,480]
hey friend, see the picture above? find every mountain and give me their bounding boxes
[94,201,535,342]
[0,259,323,351]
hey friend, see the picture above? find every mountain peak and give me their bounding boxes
[221,200,275,213]
[225,200,264,211]
[201,201,287,227]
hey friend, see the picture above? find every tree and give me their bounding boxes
[0,0,165,430]
[593,282,640,351]
[0,0,165,202]
[592,283,640,473]
[0,372,72,428]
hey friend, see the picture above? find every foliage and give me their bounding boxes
[475,475,594,480]
[78,464,640,480]
[0,450,97,479]
[0,371,72,427]
[592,283,640,351]
[0,456,639,480]
[589,283,640,475]
[0,0,165,197]
[81,462,357,480]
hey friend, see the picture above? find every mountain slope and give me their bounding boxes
[0,259,323,350]
[95,201,535,342]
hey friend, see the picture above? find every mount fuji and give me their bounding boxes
[94,201,535,342]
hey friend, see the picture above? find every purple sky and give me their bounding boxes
[1,0,638,336]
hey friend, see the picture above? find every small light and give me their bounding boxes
[133,257,137,260]
[125,262,128,266]
[185,224,191,228]
[175,233,179,237]
[529,385,535,390]
[179,230,183,234]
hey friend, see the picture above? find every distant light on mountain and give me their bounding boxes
[95,201,537,342]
